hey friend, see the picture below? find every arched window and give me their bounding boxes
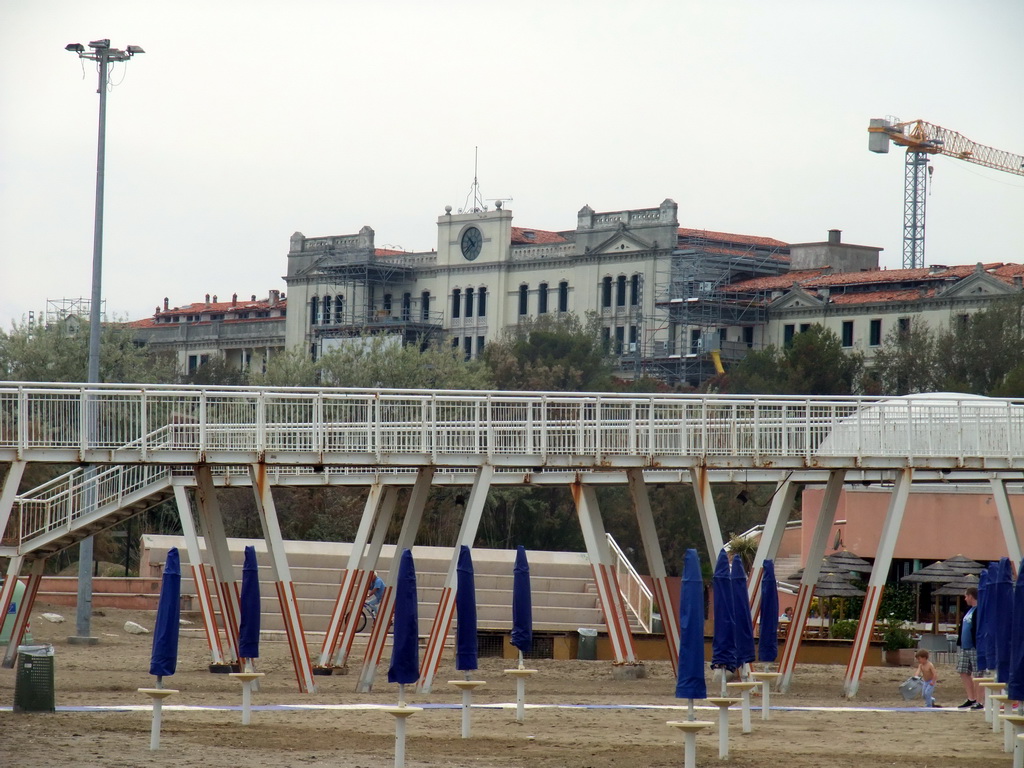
[558,281,569,312]
[478,286,487,317]
[402,293,411,321]
[421,291,431,321]
[452,289,461,319]
[538,283,548,314]
[335,295,344,323]
[616,275,626,307]
[322,295,332,325]
[519,285,529,316]
[601,276,612,308]
[465,288,474,318]
[310,296,319,325]
[383,293,392,313]
[630,274,640,306]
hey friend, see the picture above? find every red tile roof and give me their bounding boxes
[825,288,936,305]
[678,228,788,249]
[802,263,999,288]
[723,269,828,292]
[374,248,407,257]
[511,227,568,245]
[129,296,286,328]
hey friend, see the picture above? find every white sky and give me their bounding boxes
[2,0,1022,328]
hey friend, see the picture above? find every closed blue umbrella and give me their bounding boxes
[976,566,993,672]
[238,545,261,662]
[732,556,756,669]
[758,560,779,664]
[511,546,532,658]
[149,547,181,683]
[992,557,1014,684]
[1007,559,1024,701]
[710,549,737,692]
[388,549,419,690]
[455,545,478,673]
[675,548,707,714]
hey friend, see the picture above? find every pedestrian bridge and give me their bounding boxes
[1,383,1023,699]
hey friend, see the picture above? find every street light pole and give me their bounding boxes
[65,39,144,645]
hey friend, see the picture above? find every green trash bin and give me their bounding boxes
[14,644,55,713]
[577,627,598,660]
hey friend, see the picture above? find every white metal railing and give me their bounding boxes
[606,533,654,633]
[2,383,1023,467]
[15,463,171,544]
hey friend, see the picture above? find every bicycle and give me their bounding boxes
[345,599,379,633]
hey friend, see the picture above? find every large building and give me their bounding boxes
[128,197,1023,386]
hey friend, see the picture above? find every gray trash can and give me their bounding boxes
[14,644,55,713]
[577,627,598,660]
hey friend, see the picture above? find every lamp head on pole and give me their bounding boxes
[65,43,85,53]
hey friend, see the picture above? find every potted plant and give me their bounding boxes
[881,619,916,666]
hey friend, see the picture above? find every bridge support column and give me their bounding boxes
[990,478,1023,565]
[249,464,317,694]
[778,470,845,692]
[627,468,679,674]
[319,482,387,668]
[333,487,399,669]
[844,468,912,698]
[173,485,225,665]
[748,477,799,622]
[0,461,26,544]
[194,466,241,664]
[1,558,45,667]
[419,465,493,692]
[689,468,724,562]
[357,467,434,692]
[572,483,637,664]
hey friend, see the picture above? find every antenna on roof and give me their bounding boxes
[460,147,486,213]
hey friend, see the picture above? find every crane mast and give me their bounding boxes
[868,117,1024,270]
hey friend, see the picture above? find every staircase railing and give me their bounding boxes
[605,533,654,632]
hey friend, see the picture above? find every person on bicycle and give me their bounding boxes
[366,571,385,615]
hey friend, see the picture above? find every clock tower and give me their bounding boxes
[436,204,513,267]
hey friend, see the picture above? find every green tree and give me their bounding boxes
[865,323,939,395]
[934,296,1024,396]
[484,313,614,391]
[317,336,493,390]
[251,347,320,387]
[0,319,175,383]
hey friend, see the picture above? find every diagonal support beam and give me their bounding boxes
[627,468,679,675]
[778,470,845,692]
[173,485,225,665]
[748,477,799,622]
[194,466,241,664]
[844,468,912,697]
[571,482,637,664]
[2,558,45,668]
[689,467,724,561]
[249,463,317,693]
[419,465,494,692]
[0,461,26,545]
[990,478,1023,565]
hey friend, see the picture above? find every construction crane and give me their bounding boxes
[868,118,1024,269]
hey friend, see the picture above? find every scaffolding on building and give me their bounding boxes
[305,244,444,354]
[43,297,102,327]
[645,231,790,386]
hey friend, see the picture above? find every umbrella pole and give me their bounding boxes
[687,698,694,721]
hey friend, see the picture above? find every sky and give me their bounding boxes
[2,0,1022,328]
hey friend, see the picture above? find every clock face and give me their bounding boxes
[460,226,483,261]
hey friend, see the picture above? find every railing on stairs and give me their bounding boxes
[605,533,654,633]
[14,463,171,547]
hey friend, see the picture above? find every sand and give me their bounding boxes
[0,604,1008,767]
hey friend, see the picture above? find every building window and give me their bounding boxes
[464,337,472,361]
[478,286,487,317]
[842,320,854,348]
[519,285,529,316]
[616,276,627,307]
[629,325,638,352]
[477,335,485,355]
[615,326,625,354]
[898,317,911,336]
[465,288,474,318]
[322,295,332,325]
[452,289,461,319]
[452,336,459,348]
[538,283,548,314]
[690,329,701,355]
[383,293,392,314]
[335,295,344,324]
[957,313,970,330]
[421,291,430,321]
[743,326,754,348]
[402,293,411,321]
[601,326,611,350]
[310,296,319,326]
[869,318,882,346]
[630,274,640,306]
[799,323,811,333]
[187,354,199,374]
[783,324,795,346]
[601,276,612,308]
[558,281,569,312]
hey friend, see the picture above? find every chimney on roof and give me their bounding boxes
[231,293,237,306]
[163,297,169,311]
[828,229,841,245]
[251,294,257,302]
[269,289,280,307]
[212,295,218,303]
[205,293,211,307]
[1014,276,1023,290]
[155,306,160,315]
